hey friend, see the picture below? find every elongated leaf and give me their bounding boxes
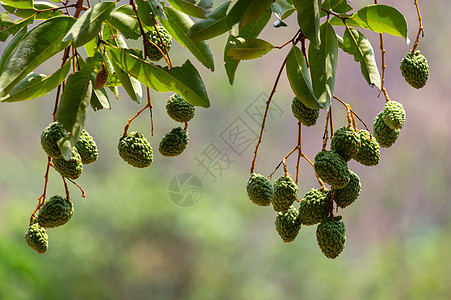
[226,0,252,26]
[63,1,116,47]
[2,2,62,19]
[135,0,158,26]
[107,45,210,108]
[188,2,231,41]
[330,4,408,39]
[0,12,34,41]
[107,11,140,39]
[1,0,33,9]
[286,46,322,109]
[0,26,27,74]
[167,0,213,19]
[227,37,274,60]
[272,1,295,20]
[90,74,111,110]
[239,0,273,30]
[321,0,352,13]
[0,16,76,97]
[341,27,380,89]
[148,0,167,21]
[292,0,321,49]
[158,7,214,71]
[1,60,70,102]
[103,24,142,103]
[308,22,337,111]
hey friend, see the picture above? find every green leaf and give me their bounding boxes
[0,12,34,41]
[2,2,62,19]
[271,0,295,20]
[188,2,231,41]
[107,10,140,40]
[330,4,408,39]
[90,74,111,111]
[1,0,34,9]
[341,27,380,89]
[0,16,76,97]
[158,7,215,71]
[227,37,274,60]
[0,26,28,74]
[0,60,70,102]
[239,0,273,30]
[167,0,213,19]
[63,1,116,47]
[107,45,210,108]
[286,45,322,109]
[308,22,337,111]
[135,0,158,26]
[148,0,167,21]
[103,24,142,103]
[292,0,321,49]
[226,0,251,26]
[321,0,352,14]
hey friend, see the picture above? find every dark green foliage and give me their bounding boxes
[400,50,429,89]
[291,96,320,127]
[299,188,331,226]
[373,112,400,148]
[275,206,301,242]
[145,26,172,61]
[52,148,83,180]
[354,130,380,166]
[383,101,406,130]
[118,131,153,168]
[272,175,298,212]
[36,195,74,228]
[314,150,350,189]
[316,216,346,259]
[159,127,189,157]
[25,224,48,254]
[75,129,98,164]
[333,171,361,208]
[40,122,67,159]
[330,125,361,161]
[246,173,273,207]
[166,93,195,123]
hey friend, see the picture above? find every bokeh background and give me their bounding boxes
[1,0,451,299]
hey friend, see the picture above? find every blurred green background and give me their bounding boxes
[1,0,451,299]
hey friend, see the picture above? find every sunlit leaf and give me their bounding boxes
[292,0,321,49]
[188,2,231,41]
[167,0,213,19]
[0,26,27,74]
[227,37,274,60]
[0,12,34,41]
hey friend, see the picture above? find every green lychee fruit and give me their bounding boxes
[159,127,189,157]
[166,94,195,123]
[333,171,361,208]
[118,131,153,168]
[299,188,331,226]
[316,216,346,259]
[25,224,48,254]
[52,147,83,180]
[400,50,429,89]
[275,206,301,242]
[75,129,98,164]
[35,195,74,228]
[314,150,350,189]
[291,96,320,127]
[382,101,406,130]
[354,130,380,166]
[272,175,298,212]
[41,122,67,159]
[145,26,172,61]
[246,173,273,207]
[330,125,361,161]
[373,112,400,148]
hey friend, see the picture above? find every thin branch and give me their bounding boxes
[322,109,331,150]
[411,0,424,52]
[123,104,151,136]
[62,176,70,200]
[153,23,173,68]
[329,190,337,217]
[68,178,86,198]
[30,157,52,226]
[146,87,154,136]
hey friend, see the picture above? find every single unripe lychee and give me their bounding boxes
[41,122,67,159]
[159,127,189,157]
[291,97,320,127]
[275,206,301,242]
[330,125,361,161]
[299,188,331,225]
[25,224,48,254]
[354,130,380,166]
[400,50,429,89]
[52,147,83,180]
[166,94,195,123]
[118,131,153,168]
[316,216,346,259]
[36,195,74,228]
[333,171,361,208]
[145,26,172,61]
[246,173,273,206]
[75,129,98,164]
[382,101,406,130]
[373,112,400,148]
[272,175,298,212]
[314,150,350,189]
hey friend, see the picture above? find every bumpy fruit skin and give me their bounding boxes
[272,175,298,212]
[291,97,320,127]
[314,150,350,189]
[159,127,189,157]
[354,130,380,166]
[383,101,406,130]
[41,122,67,159]
[118,131,153,168]
[36,195,74,228]
[52,148,83,180]
[275,206,301,242]
[373,112,400,148]
[246,173,273,206]
[330,126,361,161]
[333,171,361,208]
[316,216,346,259]
[166,94,195,123]
[145,26,172,61]
[25,224,48,254]
[299,188,331,225]
[75,129,98,164]
[400,50,429,89]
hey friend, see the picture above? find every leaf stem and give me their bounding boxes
[123,103,151,136]
[29,157,52,226]
[146,87,154,136]
[68,178,86,198]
